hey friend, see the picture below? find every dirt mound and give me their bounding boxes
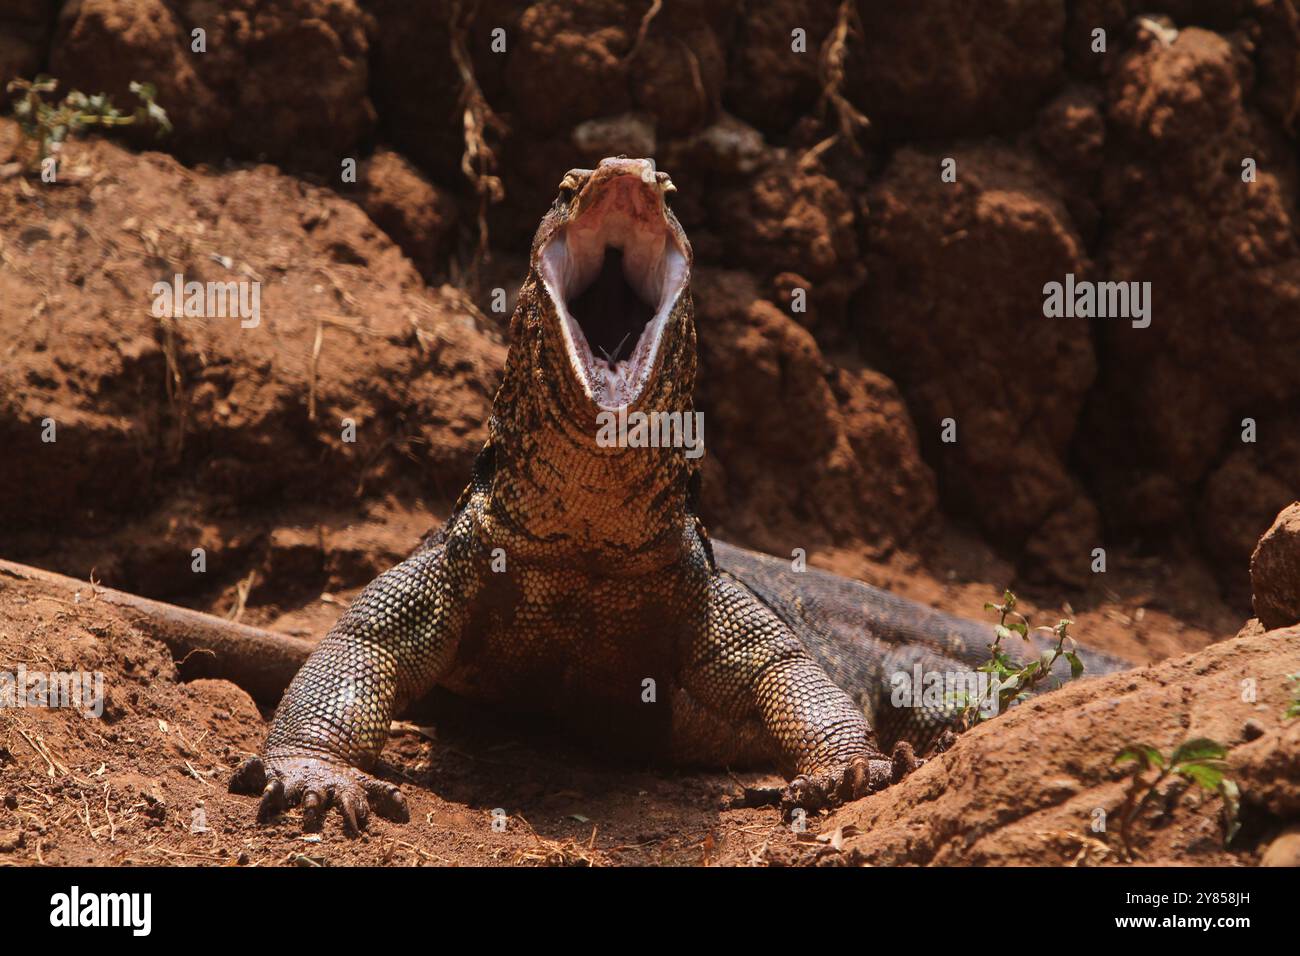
[1079,24,1300,596]
[49,0,375,169]
[813,621,1300,867]
[0,127,502,619]
[860,143,1098,584]
[6,0,1297,604]
[851,1,1067,139]
[694,267,935,558]
[345,147,458,282]
[1,560,1293,867]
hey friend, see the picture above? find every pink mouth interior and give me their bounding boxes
[539,175,688,409]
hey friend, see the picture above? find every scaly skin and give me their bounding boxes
[231,158,1116,834]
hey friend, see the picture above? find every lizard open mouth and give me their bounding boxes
[538,162,689,410]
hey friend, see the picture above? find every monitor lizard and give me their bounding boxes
[230,157,1128,835]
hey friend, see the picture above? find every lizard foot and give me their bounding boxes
[780,754,893,815]
[230,754,409,837]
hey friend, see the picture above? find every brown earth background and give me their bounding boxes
[0,0,1297,866]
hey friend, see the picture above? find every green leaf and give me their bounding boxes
[1115,744,1163,770]
[1174,760,1225,791]
[1066,652,1084,679]
[1170,738,1227,765]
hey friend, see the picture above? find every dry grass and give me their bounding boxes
[492,816,602,867]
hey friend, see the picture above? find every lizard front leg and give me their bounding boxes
[229,529,482,835]
[683,574,897,813]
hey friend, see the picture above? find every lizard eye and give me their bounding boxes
[557,172,583,202]
[656,173,676,206]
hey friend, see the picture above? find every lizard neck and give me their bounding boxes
[475,278,700,574]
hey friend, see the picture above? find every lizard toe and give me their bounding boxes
[337,789,369,836]
[362,778,410,823]
[228,755,268,794]
[781,754,895,815]
[239,754,405,837]
[256,778,287,823]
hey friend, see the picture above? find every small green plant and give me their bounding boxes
[959,589,1083,727]
[1113,738,1241,860]
[5,74,170,170]
[1285,673,1300,719]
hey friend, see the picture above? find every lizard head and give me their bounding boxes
[531,156,692,411]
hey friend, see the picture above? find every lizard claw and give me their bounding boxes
[780,743,925,816]
[780,754,889,816]
[230,754,410,837]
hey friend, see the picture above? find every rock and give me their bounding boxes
[366,0,467,185]
[1234,719,1300,820]
[659,113,769,177]
[1255,0,1300,129]
[1260,826,1300,867]
[572,113,656,164]
[1072,24,1300,601]
[1251,503,1300,630]
[627,8,727,138]
[1081,26,1300,516]
[1203,430,1300,606]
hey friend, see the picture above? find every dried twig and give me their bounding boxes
[802,0,871,168]
[625,0,663,64]
[227,569,256,623]
[449,0,507,292]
